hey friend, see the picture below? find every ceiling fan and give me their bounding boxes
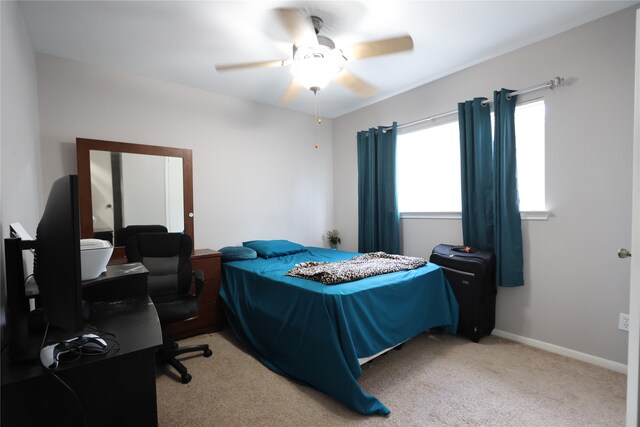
[214,8,414,104]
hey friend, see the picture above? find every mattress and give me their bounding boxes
[219,246,458,415]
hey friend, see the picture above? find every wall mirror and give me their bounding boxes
[76,138,194,259]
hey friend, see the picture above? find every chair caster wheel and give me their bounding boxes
[181,373,192,384]
[204,348,213,357]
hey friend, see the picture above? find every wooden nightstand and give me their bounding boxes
[166,249,224,341]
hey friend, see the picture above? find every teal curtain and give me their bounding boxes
[493,89,524,286]
[458,98,494,251]
[357,123,400,254]
[458,91,524,287]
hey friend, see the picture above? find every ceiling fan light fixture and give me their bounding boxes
[291,57,343,91]
[290,42,346,92]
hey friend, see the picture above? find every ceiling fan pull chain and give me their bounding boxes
[314,90,322,125]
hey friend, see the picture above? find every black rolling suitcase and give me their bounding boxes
[430,244,496,342]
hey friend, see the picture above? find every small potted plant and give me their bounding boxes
[326,229,341,249]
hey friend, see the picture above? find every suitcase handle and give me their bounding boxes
[452,246,476,254]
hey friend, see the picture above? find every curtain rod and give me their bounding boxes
[382,76,564,132]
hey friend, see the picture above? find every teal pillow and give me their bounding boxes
[219,246,257,262]
[242,240,305,258]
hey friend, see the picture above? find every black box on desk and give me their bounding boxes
[82,262,148,303]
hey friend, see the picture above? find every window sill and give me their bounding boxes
[520,211,552,221]
[401,212,461,220]
[400,211,551,221]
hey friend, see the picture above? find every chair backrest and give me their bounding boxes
[115,224,168,247]
[125,232,193,297]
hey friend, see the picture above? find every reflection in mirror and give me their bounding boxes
[76,137,194,260]
[89,150,184,244]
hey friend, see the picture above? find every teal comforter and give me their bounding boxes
[219,247,458,415]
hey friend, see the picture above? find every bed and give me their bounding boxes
[219,244,458,415]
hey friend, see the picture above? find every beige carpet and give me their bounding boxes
[156,329,626,426]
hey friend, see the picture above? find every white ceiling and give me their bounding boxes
[18,1,636,118]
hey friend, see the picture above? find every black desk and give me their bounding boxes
[1,267,162,427]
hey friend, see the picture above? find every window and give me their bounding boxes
[397,99,545,215]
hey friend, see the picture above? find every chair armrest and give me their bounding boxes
[193,269,205,298]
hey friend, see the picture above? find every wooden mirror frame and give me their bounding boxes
[76,137,194,261]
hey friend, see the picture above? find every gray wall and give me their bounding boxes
[333,7,637,365]
[1,1,42,341]
[34,54,335,251]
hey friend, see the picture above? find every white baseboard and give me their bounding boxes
[491,329,627,374]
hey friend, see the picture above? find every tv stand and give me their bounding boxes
[3,237,36,362]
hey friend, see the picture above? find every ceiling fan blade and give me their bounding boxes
[215,59,291,72]
[274,8,318,47]
[334,70,376,98]
[343,35,414,61]
[279,80,305,104]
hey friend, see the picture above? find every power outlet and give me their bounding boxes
[618,313,630,332]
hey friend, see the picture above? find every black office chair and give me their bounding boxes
[125,232,212,384]
[115,224,168,247]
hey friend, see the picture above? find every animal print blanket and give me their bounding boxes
[285,251,428,285]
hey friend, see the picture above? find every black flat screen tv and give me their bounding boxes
[33,174,84,333]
